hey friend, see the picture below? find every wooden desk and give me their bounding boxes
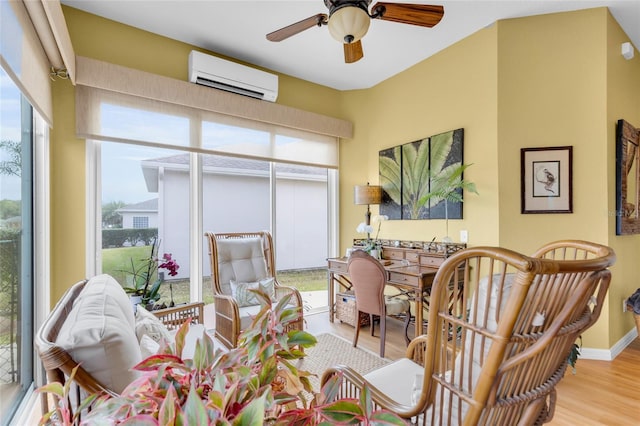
[327,257,440,338]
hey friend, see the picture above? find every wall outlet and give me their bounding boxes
[460,230,469,243]
[623,298,628,313]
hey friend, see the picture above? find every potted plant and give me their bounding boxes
[39,292,407,425]
[418,163,478,242]
[122,238,180,310]
[626,288,640,336]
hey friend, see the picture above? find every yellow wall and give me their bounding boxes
[54,6,639,350]
[340,24,499,252]
[339,8,639,350]
[605,11,640,345]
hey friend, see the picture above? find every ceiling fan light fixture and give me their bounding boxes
[328,5,370,44]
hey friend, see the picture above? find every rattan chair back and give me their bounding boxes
[205,231,304,349]
[321,240,615,425]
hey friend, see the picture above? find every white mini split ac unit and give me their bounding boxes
[188,50,278,102]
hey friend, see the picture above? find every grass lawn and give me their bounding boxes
[103,246,328,307]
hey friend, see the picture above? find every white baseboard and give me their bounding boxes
[579,327,638,361]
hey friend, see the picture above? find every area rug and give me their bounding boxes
[294,333,389,393]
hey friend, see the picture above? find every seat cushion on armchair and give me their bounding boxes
[56,274,142,393]
[230,277,275,307]
[216,237,269,295]
[364,358,424,405]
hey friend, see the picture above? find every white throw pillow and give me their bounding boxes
[56,274,142,393]
[230,277,275,307]
[135,305,172,344]
[139,334,160,358]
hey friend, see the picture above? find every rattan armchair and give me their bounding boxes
[321,240,615,425]
[36,277,205,418]
[205,231,304,349]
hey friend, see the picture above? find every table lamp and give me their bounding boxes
[354,183,383,226]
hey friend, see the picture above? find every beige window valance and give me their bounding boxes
[75,56,352,167]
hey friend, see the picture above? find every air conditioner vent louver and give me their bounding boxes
[188,51,278,102]
[195,76,265,100]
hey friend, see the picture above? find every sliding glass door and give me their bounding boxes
[0,66,34,426]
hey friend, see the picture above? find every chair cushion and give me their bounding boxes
[216,237,269,296]
[56,274,142,393]
[139,334,160,358]
[384,296,410,316]
[364,358,424,406]
[135,305,172,344]
[237,302,298,329]
[238,304,265,329]
[139,324,209,360]
[230,277,275,307]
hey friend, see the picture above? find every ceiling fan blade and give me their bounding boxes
[371,3,444,27]
[266,13,328,42]
[344,40,364,64]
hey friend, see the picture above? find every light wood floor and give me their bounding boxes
[304,311,640,426]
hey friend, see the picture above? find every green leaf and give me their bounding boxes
[178,385,209,426]
[286,330,317,347]
[158,383,177,425]
[232,393,266,426]
[318,399,363,423]
[134,353,185,371]
[360,385,373,418]
[368,411,410,426]
[37,382,64,398]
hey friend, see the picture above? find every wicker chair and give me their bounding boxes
[321,240,615,425]
[205,231,304,349]
[36,277,205,418]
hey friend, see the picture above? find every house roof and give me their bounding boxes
[117,198,158,213]
[140,154,327,193]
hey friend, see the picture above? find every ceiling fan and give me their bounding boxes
[266,1,444,64]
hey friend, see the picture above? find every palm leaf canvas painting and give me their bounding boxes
[379,129,464,220]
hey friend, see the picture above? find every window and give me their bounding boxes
[132,217,149,229]
[84,74,341,310]
[0,66,35,426]
[98,143,334,310]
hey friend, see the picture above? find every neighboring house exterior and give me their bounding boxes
[139,154,328,278]
[117,198,159,229]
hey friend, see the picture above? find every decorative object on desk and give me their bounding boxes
[615,119,640,235]
[352,238,467,257]
[379,128,464,220]
[120,238,180,310]
[418,163,478,242]
[521,146,573,214]
[356,221,375,253]
[354,182,382,227]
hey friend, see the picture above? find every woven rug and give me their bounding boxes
[294,333,389,393]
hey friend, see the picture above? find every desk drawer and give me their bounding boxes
[383,248,405,260]
[328,260,348,274]
[420,256,444,268]
[406,252,420,263]
[388,272,420,287]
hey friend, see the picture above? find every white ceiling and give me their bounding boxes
[61,0,640,91]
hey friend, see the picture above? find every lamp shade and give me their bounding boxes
[328,6,370,44]
[354,184,382,205]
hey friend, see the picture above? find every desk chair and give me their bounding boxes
[348,249,411,358]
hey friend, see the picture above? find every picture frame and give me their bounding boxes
[615,119,640,235]
[521,146,573,214]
